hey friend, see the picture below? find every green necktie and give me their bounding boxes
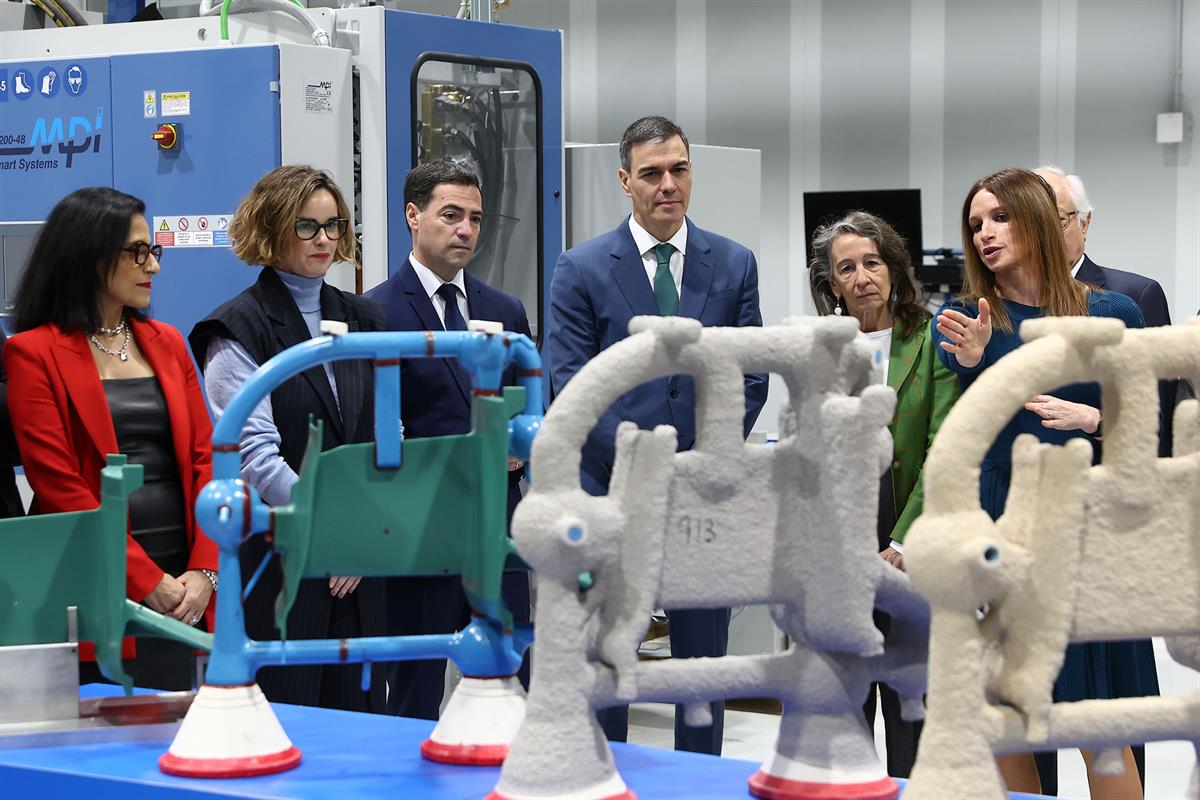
[653,242,678,316]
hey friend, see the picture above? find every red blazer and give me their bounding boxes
[5,318,219,607]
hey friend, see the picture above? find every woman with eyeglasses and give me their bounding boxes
[808,210,959,778]
[189,165,387,713]
[933,168,1147,800]
[5,186,219,690]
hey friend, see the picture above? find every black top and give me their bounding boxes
[876,470,897,552]
[103,376,187,576]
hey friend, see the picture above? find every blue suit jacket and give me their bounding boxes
[1076,255,1179,457]
[547,217,768,495]
[364,259,531,511]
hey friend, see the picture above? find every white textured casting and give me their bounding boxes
[492,316,930,800]
[904,316,1200,800]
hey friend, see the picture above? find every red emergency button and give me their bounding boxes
[151,123,179,150]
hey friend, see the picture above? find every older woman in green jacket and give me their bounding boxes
[808,210,958,777]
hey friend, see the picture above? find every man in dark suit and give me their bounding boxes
[365,160,531,719]
[546,116,768,755]
[1035,165,1167,795]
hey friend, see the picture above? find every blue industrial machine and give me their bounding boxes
[0,44,352,338]
[0,8,562,342]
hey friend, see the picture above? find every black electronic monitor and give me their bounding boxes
[802,188,923,272]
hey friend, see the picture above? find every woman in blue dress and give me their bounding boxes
[932,167,1152,800]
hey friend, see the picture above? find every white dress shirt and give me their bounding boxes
[410,252,469,328]
[628,217,686,298]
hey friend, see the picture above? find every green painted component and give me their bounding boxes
[577,571,594,592]
[273,387,525,640]
[0,455,214,695]
[124,599,215,653]
[503,389,525,419]
[0,456,140,691]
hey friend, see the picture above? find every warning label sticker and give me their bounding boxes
[161,91,190,117]
[304,77,333,114]
[154,214,232,248]
[143,89,157,118]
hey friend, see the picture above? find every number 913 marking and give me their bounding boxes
[677,515,717,544]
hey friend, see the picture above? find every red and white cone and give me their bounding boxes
[159,683,301,778]
[487,772,637,800]
[421,676,527,766]
[749,751,898,800]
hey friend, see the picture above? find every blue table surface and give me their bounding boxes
[0,686,1047,799]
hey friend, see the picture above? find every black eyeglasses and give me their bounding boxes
[294,218,349,241]
[121,242,164,266]
[1058,211,1079,230]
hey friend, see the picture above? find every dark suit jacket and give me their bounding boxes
[1076,255,1178,456]
[364,259,531,514]
[0,331,25,519]
[546,217,768,495]
[5,319,218,606]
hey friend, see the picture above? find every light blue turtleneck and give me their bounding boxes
[273,269,340,398]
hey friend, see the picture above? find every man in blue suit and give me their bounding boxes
[365,160,531,719]
[547,116,768,755]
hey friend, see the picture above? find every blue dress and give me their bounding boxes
[931,293,1160,705]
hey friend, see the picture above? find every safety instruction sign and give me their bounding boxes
[161,91,190,117]
[154,214,232,248]
[143,89,156,118]
[0,64,85,102]
[0,57,107,220]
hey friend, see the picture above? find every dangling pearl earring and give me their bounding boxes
[834,303,843,316]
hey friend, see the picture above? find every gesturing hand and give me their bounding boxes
[1024,394,1101,434]
[936,297,992,369]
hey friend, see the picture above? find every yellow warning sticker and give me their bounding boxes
[161,91,190,117]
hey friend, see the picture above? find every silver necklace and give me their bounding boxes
[96,317,126,336]
[90,323,130,361]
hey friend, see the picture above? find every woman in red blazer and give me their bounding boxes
[6,187,218,690]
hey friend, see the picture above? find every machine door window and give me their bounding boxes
[413,56,543,343]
